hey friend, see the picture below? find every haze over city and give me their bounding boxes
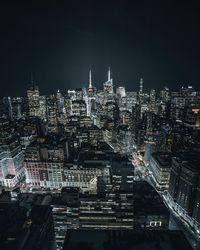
[0,1,200,97]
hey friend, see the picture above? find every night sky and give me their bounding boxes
[0,0,200,97]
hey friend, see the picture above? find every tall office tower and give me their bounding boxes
[71,100,87,117]
[143,141,157,165]
[132,103,141,134]
[0,138,24,188]
[146,111,154,135]
[46,95,58,133]
[0,99,6,117]
[149,89,157,113]
[160,86,170,102]
[0,97,13,119]
[103,67,113,94]
[2,97,13,120]
[56,89,64,111]
[87,71,96,116]
[27,84,40,117]
[88,70,96,97]
[11,97,23,119]
[192,108,200,129]
[52,187,79,249]
[64,96,72,117]
[139,78,143,94]
[39,96,47,121]
[56,90,67,127]
[116,86,126,98]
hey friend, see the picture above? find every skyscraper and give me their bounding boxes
[87,70,96,97]
[103,68,113,94]
[27,84,40,117]
[139,78,143,94]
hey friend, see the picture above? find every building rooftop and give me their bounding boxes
[28,133,66,148]
[62,230,192,250]
[133,181,169,216]
[29,205,51,225]
[174,151,200,171]
[151,152,171,168]
[77,150,111,164]
[5,174,15,179]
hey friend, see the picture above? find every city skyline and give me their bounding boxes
[0,1,200,250]
[0,76,199,249]
[0,68,199,98]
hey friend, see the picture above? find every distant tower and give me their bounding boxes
[108,67,111,81]
[27,82,40,117]
[103,67,113,94]
[89,70,92,88]
[139,78,143,94]
[192,108,200,129]
[116,87,126,98]
[88,70,96,97]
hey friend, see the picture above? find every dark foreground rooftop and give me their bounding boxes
[62,230,192,250]
[133,181,169,216]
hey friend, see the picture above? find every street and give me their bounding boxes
[135,161,200,250]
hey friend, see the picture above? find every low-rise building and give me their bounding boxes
[150,152,171,191]
[133,181,170,229]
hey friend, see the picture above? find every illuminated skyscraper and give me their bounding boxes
[139,78,143,94]
[88,70,96,97]
[27,84,40,117]
[0,138,24,188]
[39,95,47,121]
[11,97,23,119]
[87,70,96,116]
[46,95,58,133]
[116,86,126,98]
[103,67,113,94]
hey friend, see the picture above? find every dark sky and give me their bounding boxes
[0,0,200,97]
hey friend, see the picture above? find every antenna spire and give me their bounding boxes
[89,70,92,88]
[108,67,111,81]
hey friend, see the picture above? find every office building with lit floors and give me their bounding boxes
[76,153,134,230]
[167,151,200,237]
[149,152,171,191]
[0,138,24,188]
[24,134,67,188]
[51,188,79,250]
[71,100,87,117]
[46,95,59,133]
[27,84,40,117]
